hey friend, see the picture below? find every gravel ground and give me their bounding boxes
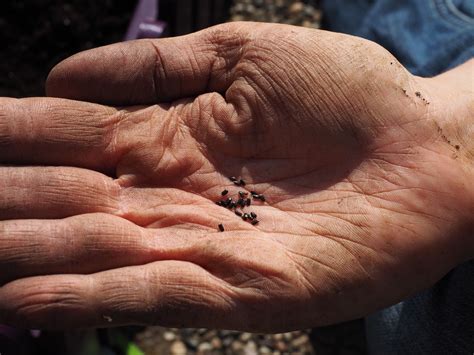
[229,0,322,28]
[136,327,315,355]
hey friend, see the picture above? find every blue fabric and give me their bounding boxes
[322,0,474,76]
[366,261,474,354]
[322,1,474,354]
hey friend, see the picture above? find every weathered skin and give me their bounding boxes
[0,22,472,331]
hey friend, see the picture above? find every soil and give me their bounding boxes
[0,0,136,98]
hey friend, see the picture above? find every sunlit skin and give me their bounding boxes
[0,22,472,331]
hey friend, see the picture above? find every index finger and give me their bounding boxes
[0,97,123,172]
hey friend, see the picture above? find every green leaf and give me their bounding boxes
[126,343,145,355]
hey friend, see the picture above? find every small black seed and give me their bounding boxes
[251,220,259,226]
[259,195,266,202]
[216,201,223,206]
[239,179,246,186]
[223,198,232,207]
[229,202,237,209]
[250,212,257,219]
[246,198,251,206]
[235,211,243,217]
[250,191,257,195]
[239,191,248,198]
[229,176,237,181]
[218,224,225,232]
[238,198,245,207]
[233,180,241,186]
[221,189,229,196]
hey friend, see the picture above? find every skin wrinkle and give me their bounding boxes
[4,278,87,327]
[150,40,170,102]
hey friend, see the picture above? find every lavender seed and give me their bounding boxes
[218,224,225,232]
[251,220,259,226]
[235,211,243,217]
[223,198,232,207]
[221,189,229,196]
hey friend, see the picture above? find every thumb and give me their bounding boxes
[46,23,246,106]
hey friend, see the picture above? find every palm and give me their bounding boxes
[0,23,471,331]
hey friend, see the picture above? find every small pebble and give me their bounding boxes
[211,337,222,349]
[197,341,212,352]
[170,341,187,355]
[231,340,244,352]
[240,332,252,342]
[276,340,287,352]
[243,340,258,355]
[163,331,176,342]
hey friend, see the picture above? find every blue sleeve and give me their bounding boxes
[322,0,474,76]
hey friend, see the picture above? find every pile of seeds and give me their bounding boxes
[215,177,267,231]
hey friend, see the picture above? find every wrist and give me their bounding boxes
[417,60,474,258]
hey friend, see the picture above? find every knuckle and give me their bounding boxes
[1,279,84,328]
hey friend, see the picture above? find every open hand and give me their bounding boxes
[1,22,472,331]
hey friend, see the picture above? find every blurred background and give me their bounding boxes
[0,1,366,354]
